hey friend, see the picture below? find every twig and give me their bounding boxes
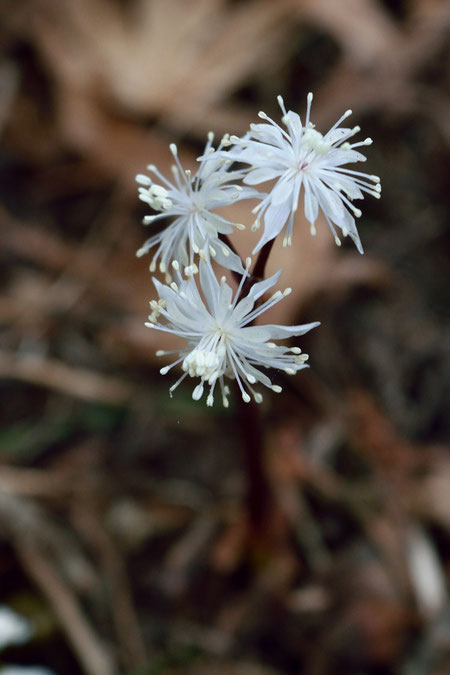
[0,492,117,675]
[0,351,133,405]
[70,505,148,670]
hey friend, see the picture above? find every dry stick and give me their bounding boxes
[15,540,117,675]
[0,351,133,405]
[0,492,117,675]
[70,506,148,670]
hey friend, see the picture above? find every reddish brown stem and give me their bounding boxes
[235,390,273,533]
[221,234,277,536]
[220,234,275,301]
[251,238,275,284]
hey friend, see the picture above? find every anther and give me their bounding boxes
[192,383,204,401]
[135,174,151,185]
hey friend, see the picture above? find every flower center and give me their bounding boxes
[182,345,225,383]
[300,128,330,157]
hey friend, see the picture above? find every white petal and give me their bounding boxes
[284,110,303,139]
[199,260,220,313]
[244,167,282,185]
[271,177,295,206]
[253,199,291,252]
[303,179,319,224]
[213,244,245,274]
[261,322,320,339]
[248,269,282,301]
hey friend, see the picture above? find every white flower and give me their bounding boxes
[224,93,381,254]
[136,133,257,275]
[146,260,319,407]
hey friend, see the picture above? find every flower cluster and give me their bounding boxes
[136,133,257,275]
[221,93,381,254]
[146,260,319,406]
[137,94,380,405]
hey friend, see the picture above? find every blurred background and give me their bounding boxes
[0,0,449,673]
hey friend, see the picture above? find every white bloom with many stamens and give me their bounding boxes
[136,133,258,275]
[146,260,319,407]
[223,93,381,254]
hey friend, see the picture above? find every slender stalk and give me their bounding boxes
[223,234,279,539]
[251,238,275,284]
[220,234,276,301]
[235,388,273,534]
